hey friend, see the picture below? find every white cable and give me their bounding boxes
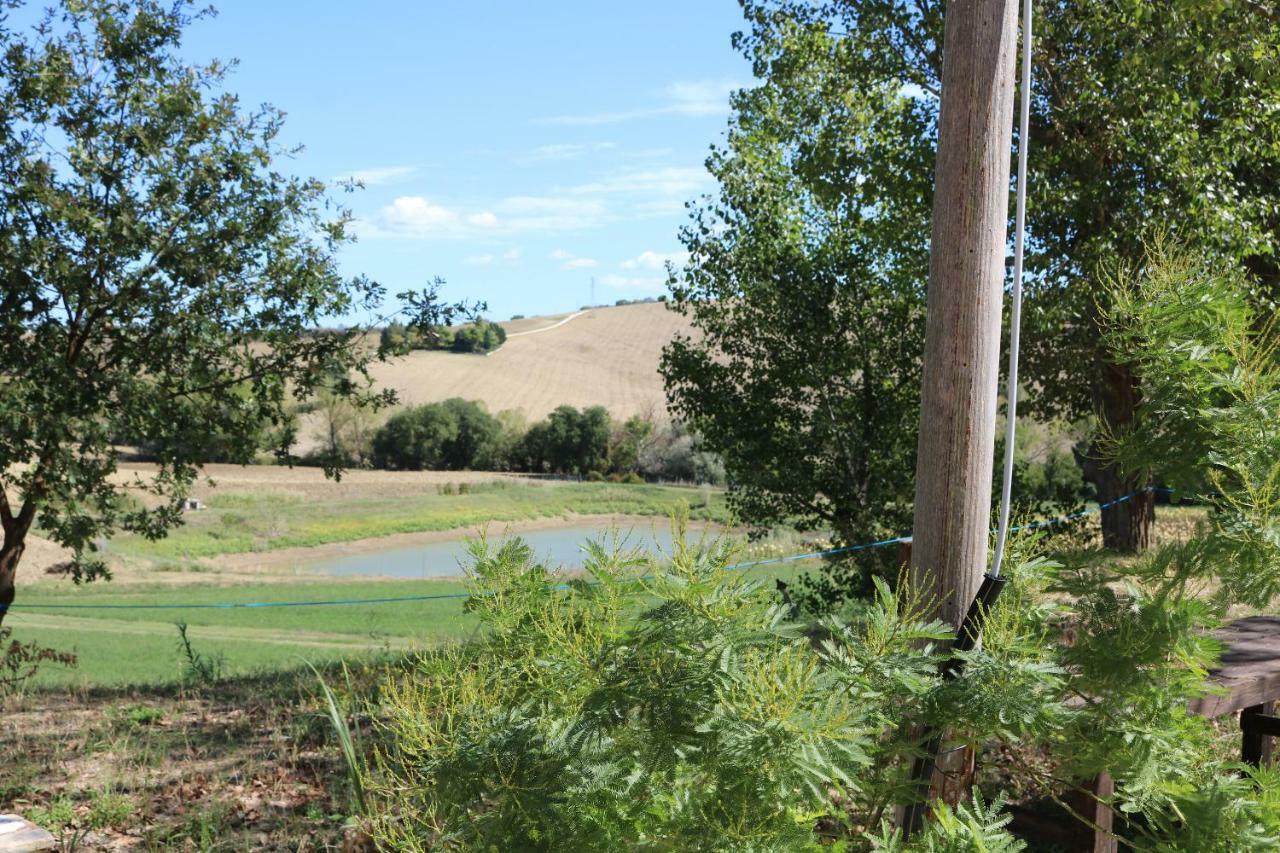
[990,0,1033,580]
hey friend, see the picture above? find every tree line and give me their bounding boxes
[380,318,507,355]
[318,398,727,484]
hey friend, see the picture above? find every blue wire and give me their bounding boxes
[1,487,1176,612]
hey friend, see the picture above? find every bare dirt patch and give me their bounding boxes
[1,663,382,850]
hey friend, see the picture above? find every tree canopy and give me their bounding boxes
[661,4,932,599]
[0,0,457,620]
[669,0,1280,563]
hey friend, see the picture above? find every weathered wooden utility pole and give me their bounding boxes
[910,0,1020,629]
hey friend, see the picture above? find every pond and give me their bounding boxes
[303,522,705,579]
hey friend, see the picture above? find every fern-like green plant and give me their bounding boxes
[360,244,1280,851]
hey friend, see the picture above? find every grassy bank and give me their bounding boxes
[107,481,731,562]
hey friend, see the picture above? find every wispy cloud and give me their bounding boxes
[527,142,617,161]
[496,196,608,232]
[538,78,741,126]
[550,248,597,270]
[621,249,689,271]
[571,166,710,198]
[361,195,608,239]
[331,165,417,186]
[464,254,495,265]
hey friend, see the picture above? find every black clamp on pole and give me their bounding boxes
[901,572,1008,837]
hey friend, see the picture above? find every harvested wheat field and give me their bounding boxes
[369,301,695,420]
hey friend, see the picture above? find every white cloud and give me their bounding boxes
[502,248,522,260]
[621,249,689,271]
[550,248,597,270]
[464,254,495,265]
[468,211,499,228]
[495,196,608,232]
[528,142,616,161]
[538,78,741,126]
[663,79,741,117]
[572,166,710,198]
[331,165,416,186]
[377,196,459,236]
[633,199,690,218]
[600,273,665,290]
[363,195,606,240]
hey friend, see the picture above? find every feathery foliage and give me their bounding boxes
[364,246,1280,849]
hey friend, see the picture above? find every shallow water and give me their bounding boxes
[303,522,689,578]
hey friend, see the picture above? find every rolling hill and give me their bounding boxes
[348,301,695,426]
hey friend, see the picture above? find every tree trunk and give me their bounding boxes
[0,533,25,629]
[909,0,1020,628]
[1092,360,1152,552]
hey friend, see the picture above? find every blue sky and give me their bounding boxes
[175,1,753,321]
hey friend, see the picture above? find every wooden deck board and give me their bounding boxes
[1190,616,1280,718]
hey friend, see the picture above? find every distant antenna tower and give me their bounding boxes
[590,276,596,307]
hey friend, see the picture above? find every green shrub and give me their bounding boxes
[125,706,164,727]
[372,399,501,471]
[358,245,1280,850]
[366,517,1280,850]
[516,405,611,475]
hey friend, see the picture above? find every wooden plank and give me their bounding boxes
[1088,773,1117,853]
[1191,617,1280,718]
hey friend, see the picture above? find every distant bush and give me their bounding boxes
[371,399,501,471]
[636,422,725,485]
[510,314,525,321]
[995,416,1093,521]
[447,319,507,354]
[517,405,611,475]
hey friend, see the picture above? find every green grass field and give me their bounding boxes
[108,481,731,561]
[8,561,812,689]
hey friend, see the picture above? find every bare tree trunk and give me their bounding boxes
[909,0,1020,628]
[1092,361,1153,552]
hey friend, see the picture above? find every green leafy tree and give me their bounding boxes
[735,0,1280,551]
[309,388,381,469]
[605,414,653,475]
[519,405,612,475]
[0,1,463,622]
[370,399,500,471]
[662,8,932,599]
[442,318,506,354]
[438,398,501,470]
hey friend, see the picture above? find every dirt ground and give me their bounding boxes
[0,662,384,851]
[115,462,531,503]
